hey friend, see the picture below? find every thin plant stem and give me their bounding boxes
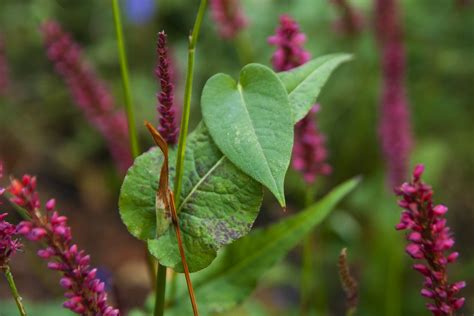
[2,265,27,316]
[168,271,178,305]
[234,31,254,65]
[111,0,158,295]
[173,0,208,206]
[169,191,199,315]
[168,1,207,304]
[300,186,314,314]
[112,0,140,158]
[145,122,200,315]
[154,263,167,316]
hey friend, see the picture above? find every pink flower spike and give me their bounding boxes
[155,31,178,145]
[7,175,120,315]
[268,15,311,71]
[41,20,132,173]
[376,0,412,188]
[268,16,332,184]
[395,165,464,314]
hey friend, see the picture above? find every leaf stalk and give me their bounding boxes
[173,0,208,206]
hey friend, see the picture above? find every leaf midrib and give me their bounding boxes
[285,56,334,96]
[236,82,278,194]
[177,155,226,213]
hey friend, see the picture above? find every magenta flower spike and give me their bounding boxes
[41,20,132,173]
[155,31,178,145]
[210,0,248,39]
[0,34,10,95]
[8,174,120,316]
[375,0,412,188]
[268,15,311,72]
[395,165,465,315]
[269,15,331,184]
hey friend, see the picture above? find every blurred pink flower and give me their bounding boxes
[210,0,248,39]
[269,15,331,184]
[41,20,132,173]
[293,105,332,184]
[268,15,310,72]
[395,165,465,315]
[375,0,412,188]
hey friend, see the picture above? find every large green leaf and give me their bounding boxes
[166,178,360,315]
[278,53,352,122]
[119,124,263,272]
[201,63,293,207]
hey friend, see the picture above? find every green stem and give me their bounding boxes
[111,0,161,300]
[167,0,207,311]
[112,0,140,158]
[234,31,254,65]
[2,265,27,316]
[173,0,208,206]
[154,263,167,316]
[300,186,314,315]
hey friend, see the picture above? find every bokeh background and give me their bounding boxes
[0,0,473,315]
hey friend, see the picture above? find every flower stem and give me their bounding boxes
[112,0,140,158]
[154,263,167,316]
[300,186,314,315]
[166,0,207,313]
[2,265,27,316]
[173,0,208,205]
[111,0,158,297]
[234,31,254,65]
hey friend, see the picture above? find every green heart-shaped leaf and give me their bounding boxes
[202,64,293,207]
[278,53,352,122]
[119,124,263,272]
[165,178,360,315]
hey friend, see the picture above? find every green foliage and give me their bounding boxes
[119,124,263,272]
[201,64,293,207]
[165,178,359,315]
[278,53,353,122]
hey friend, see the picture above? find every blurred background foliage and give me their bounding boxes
[0,0,473,315]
